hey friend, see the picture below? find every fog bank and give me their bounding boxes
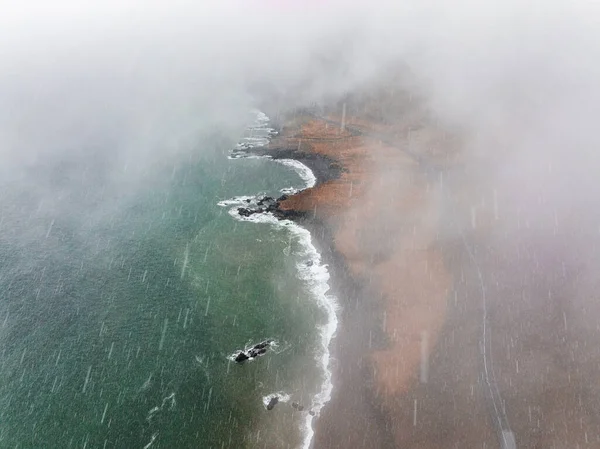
[1,1,599,228]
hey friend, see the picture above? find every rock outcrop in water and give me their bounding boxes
[232,339,275,364]
[237,195,305,220]
[266,396,279,410]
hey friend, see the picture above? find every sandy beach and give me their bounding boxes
[259,83,600,448]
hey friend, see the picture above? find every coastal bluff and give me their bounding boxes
[248,94,474,447]
[251,72,600,449]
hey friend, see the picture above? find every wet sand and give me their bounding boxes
[263,102,600,448]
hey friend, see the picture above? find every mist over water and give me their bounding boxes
[0,128,331,447]
[2,1,600,448]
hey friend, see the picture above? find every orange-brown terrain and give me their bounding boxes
[266,108,497,448]
[264,80,600,448]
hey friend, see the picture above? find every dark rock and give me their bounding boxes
[253,340,272,350]
[277,194,288,202]
[257,196,274,206]
[245,199,251,203]
[271,207,305,220]
[238,208,253,217]
[248,347,267,358]
[291,401,305,411]
[234,352,249,363]
[266,397,279,410]
[234,339,273,362]
[247,340,273,358]
[309,410,316,416]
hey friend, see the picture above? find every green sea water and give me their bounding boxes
[0,128,330,448]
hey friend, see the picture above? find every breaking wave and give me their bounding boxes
[219,110,338,449]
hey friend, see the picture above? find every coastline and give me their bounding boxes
[228,108,421,447]
[224,105,484,448]
[220,110,341,449]
[272,103,568,449]
[252,106,458,448]
[236,80,600,448]
[253,111,395,446]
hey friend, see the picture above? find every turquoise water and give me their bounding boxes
[0,127,330,448]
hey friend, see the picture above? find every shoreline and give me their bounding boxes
[225,106,473,448]
[258,116,385,446]
[233,108,400,447]
[241,82,600,448]
[254,106,457,448]
[220,110,341,449]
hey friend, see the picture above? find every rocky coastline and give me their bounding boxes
[235,193,302,220]
[238,104,461,449]
[233,105,473,448]
[231,112,346,222]
[238,76,600,448]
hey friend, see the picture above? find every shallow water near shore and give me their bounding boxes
[0,113,333,448]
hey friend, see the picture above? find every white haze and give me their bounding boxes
[1,1,600,243]
[3,2,600,446]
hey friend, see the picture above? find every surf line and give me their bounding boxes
[218,110,339,449]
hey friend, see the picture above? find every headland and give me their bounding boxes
[241,74,600,448]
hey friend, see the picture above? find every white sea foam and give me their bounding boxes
[228,153,269,160]
[274,159,317,193]
[290,219,338,449]
[219,110,339,449]
[143,433,158,449]
[216,195,257,207]
[231,109,278,158]
[262,391,291,409]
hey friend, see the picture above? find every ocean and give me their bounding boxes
[0,111,336,448]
